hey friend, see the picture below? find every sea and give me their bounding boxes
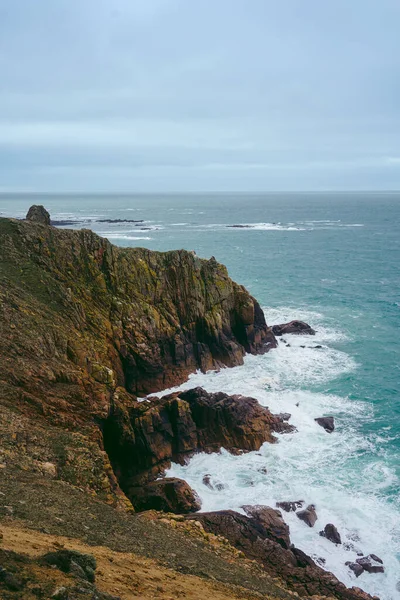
[1,192,399,599]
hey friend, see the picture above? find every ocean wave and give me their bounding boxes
[160,307,399,599]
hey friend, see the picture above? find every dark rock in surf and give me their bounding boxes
[276,500,304,513]
[320,523,342,544]
[315,416,335,433]
[276,412,291,422]
[346,562,364,577]
[272,320,316,336]
[202,474,225,491]
[26,205,50,226]
[356,556,385,574]
[128,477,201,514]
[296,504,318,527]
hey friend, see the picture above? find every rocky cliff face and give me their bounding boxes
[0,213,276,502]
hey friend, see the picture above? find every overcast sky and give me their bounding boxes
[1,0,400,192]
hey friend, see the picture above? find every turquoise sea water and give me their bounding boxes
[1,192,399,598]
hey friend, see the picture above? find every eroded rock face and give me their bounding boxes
[272,320,315,336]
[127,477,201,513]
[26,205,51,225]
[186,509,373,599]
[103,387,294,494]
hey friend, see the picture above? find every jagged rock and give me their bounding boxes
[40,549,97,582]
[276,412,291,421]
[320,523,342,544]
[128,477,201,513]
[104,387,295,490]
[296,504,318,527]
[186,510,373,599]
[242,505,290,548]
[26,205,51,225]
[315,416,335,433]
[346,561,364,577]
[276,500,304,512]
[356,556,385,574]
[272,320,315,336]
[369,553,383,564]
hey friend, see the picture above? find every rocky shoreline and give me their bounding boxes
[0,206,380,600]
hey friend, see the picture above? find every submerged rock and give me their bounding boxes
[26,204,51,225]
[315,416,335,433]
[128,477,201,514]
[276,500,304,513]
[320,523,342,544]
[272,320,316,336]
[296,504,318,527]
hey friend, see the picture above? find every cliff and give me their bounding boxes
[0,212,277,502]
[0,210,375,600]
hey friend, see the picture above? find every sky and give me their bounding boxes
[0,0,400,193]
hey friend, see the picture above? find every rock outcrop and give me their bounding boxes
[186,509,373,599]
[127,477,201,513]
[0,211,278,504]
[272,320,316,336]
[25,204,51,225]
[103,387,294,495]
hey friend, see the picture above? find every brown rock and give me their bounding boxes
[241,505,290,548]
[128,478,201,514]
[319,523,342,544]
[186,509,374,599]
[276,500,304,512]
[103,387,295,491]
[296,504,318,527]
[272,320,316,336]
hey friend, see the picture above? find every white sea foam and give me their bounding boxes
[103,234,153,240]
[160,307,399,599]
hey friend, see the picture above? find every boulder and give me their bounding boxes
[315,416,335,433]
[272,320,315,336]
[320,523,342,544]
[346,562,364,577]
[276,500,304,512]
[128,477,201,514]
[26,205,51,225]
[40,549,96,582]
[356,556,385,574]
[242,505,291,548]
[296,504,318,527]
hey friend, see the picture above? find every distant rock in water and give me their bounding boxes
[26,205,50,225]
[315,416,335,433]
[272,320,316,336]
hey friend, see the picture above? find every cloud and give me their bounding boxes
[0,0,399,191]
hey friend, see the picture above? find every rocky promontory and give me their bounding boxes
[0,208,377,600]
